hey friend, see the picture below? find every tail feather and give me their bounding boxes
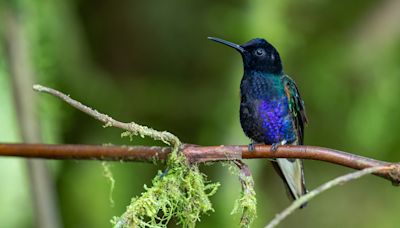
[272,158,307,208]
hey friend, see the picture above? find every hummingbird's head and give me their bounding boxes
[208,37,283,74]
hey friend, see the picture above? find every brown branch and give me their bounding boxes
[0,143,399,185]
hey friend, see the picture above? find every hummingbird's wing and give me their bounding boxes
[274,74,308,207]
[281,74,308,144]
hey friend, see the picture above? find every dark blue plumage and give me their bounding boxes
[209,37,308,206]
[240,72,297,144]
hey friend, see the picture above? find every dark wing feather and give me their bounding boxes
[282,75,308,145]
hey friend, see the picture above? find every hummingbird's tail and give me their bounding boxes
[272,158,307,208]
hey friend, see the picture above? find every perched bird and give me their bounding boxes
[208,37,308,206]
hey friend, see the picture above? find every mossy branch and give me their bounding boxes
[2,143,399,184]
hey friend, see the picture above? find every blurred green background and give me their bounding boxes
[1,0,400,227]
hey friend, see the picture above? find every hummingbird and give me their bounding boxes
[208,37,308,206]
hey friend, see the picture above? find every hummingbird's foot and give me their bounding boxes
[271,140,287,152]
[248,140,257,152]
[248,143,255,152]
[159,168,169,179]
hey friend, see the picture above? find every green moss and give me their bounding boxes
[231,174,257,228]
[112,153,220,228]
[225,162,257,228]
[116,123,255,227]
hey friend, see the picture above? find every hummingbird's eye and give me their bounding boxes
[254,48,265,57]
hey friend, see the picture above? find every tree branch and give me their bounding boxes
[0,143,399,185]
[265,165,395,228]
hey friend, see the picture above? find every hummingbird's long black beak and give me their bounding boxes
[208,37,245,53]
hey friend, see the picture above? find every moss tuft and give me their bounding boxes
[228,162,257,228]
[112,153,220,228]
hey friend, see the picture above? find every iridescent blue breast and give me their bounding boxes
[256,99,296,144]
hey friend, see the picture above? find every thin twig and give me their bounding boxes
[265,165,394,228]
[32,84,180,149]
[0,143,398,184]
